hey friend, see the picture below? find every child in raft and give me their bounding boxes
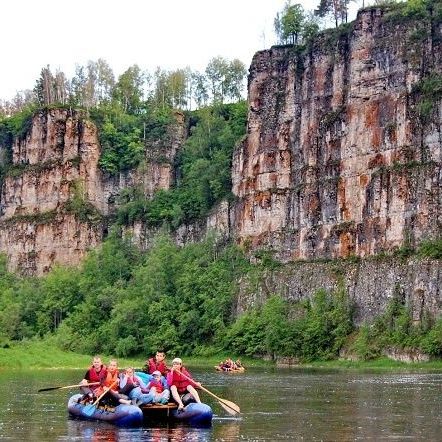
[145,370,170,404]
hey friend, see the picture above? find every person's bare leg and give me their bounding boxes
[170,385,184,409]
[187,385,201,403]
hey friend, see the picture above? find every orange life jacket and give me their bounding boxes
[103,370,119,391]
[94,369,119,397]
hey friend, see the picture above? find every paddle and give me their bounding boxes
[38,382,100,392]
[173,368,240,415]
[82,379,118,417]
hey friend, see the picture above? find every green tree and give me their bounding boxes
[36,266,81,333]
[205,57,247,104]
[34,65,55,106]
[282,3,306,44]
[315,0,353,27]
[70,65,88,107]
[169,69,189,109]
[225,59,247,102]
[94,58,115,103]
[191,72,209,108]
[113,65,144,114]
[205,57,229,103]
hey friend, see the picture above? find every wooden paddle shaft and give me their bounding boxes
[171,367,240,411]
[92,379,118,406]
[38,382,100,392]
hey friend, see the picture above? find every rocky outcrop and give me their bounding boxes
[99,111,186,215]
[232,7,442,261]
[1,7,442,327]
[0,108,186,274]
[0,109,103,274]
[235,257,442,325]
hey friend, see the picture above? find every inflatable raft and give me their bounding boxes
[140,402,213,426]
[68,394,143,427]
[214,365,245,373]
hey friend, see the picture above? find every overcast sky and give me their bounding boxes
[1,0,362,100]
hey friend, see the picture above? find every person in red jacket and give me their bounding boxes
[146,370,170,404]
[143,350,169,376]
[166,357,201,411]
[79,355,107,400]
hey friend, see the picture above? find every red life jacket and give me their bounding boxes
[148,358,168,375]
[87,365,107,384]
[147,379,164,393]
[169,368,193,394]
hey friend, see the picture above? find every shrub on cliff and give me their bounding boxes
[224,289,354,361]
[0,107,35,188]
[115,101,247,227]
[91,105,172,173]
[420,319,442,356]
[350,296,436,360]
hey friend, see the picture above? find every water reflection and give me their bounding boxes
[0,368,442,440]
[64,419,214,441]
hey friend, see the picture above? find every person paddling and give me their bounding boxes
[79,355,107,402]
[93,359,131,406]
[167,357,202,411]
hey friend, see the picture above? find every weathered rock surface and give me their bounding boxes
[1,7,442,326]
[0,108,186,274]
[232,7,442,261]
[229,7,442,321]
[235,257,442,325]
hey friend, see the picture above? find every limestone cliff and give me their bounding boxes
[1,6,442,325]
[0,108,185,274]
[232,7,442,261]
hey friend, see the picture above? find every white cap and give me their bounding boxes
[172,357,182,364]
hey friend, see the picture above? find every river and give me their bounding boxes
[0,367,441,440]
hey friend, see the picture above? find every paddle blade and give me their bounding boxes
[82,404,97,417]
[218,398,240,415]
[38,386,61,392]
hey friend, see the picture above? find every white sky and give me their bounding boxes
[1,0,362,100]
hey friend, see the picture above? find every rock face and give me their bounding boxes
[0,7,441,325]
[232,7,442,261]
[0,109,103,274]
[234,257,442,325]
[0,108,186,274]
[99,111,186,216]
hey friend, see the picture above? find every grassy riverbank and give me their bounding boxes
[303,357,442,371]
[0,339,269,370]
[2,340,442,371]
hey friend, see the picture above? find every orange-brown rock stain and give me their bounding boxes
[368,153,385,169]
[339,232,355,258]
[255,191,272,209]
[337,178,350,221]
[365,101,381,150]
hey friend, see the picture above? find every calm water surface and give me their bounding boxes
[0,367,441,441]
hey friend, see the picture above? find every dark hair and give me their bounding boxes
[156,349,166,354]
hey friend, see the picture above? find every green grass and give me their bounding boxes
[0,340,270,370]
[2,340,442,372]
[0,340,143,370]
[305,357,442,372]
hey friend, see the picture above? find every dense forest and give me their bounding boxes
[2,231,442,360]
[1,0,442,363]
